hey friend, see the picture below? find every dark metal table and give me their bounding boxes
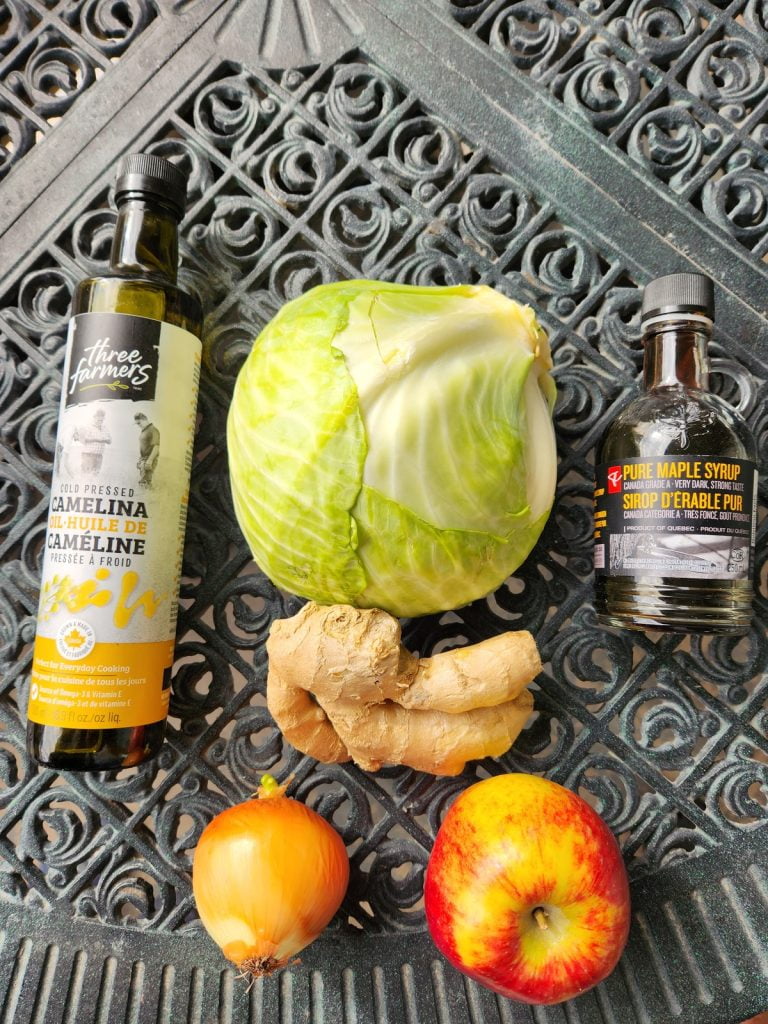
[1,1,768,1021]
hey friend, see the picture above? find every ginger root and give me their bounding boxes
[266,602,539,776]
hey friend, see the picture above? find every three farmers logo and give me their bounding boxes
[65,313,161,407]
[607,466,623,493]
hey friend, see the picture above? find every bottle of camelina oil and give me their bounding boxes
[27,153,202,770]
[593,273,758,634]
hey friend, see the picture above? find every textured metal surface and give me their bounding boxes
[1,0,767,1022]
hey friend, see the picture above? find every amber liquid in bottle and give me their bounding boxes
[595,314,756,634]
[27,184,202,770]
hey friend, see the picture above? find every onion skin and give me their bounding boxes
[192,788,349,976]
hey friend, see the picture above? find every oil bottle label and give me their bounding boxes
[594,457,757,581]
[28,312,201,730]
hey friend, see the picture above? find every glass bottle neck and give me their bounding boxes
[642,317,711,391]
[109,197,179,282]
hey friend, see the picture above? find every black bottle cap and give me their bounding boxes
[641,272,714,323]
[114,152,187,219]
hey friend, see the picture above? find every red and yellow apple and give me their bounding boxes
[424,773,630,1005]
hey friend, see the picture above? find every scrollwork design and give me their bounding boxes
[8,32,95,117]
[447,0,495,25]
[684,627,768,705]
[295,766,375,845]
[193,455,239,531]
[8,521,46,588]
[622,682,720,771]
[443,172,537,258]
[68,207,116,275]
[558,40,645,132]
[180,516,235,608]
[189,193,284,270]
[0,587,21,667]
[550,476,600,577]
[212,573,285,648]
[748,380,768,481]
[271,68,307,93]
[197,313,263,394]
[687,38,767,124]
[641,811,715,873]
[0,859,29,904]
[352,838,427,931]
[0,322,42,395]
[515,544,575,609]
[0,103,35,179]
[76,849,176,926]
[566,752,663,837]
[700,151,768,246]
[480,574,551,634]
[390,236,480,286]
[0,0,32,57]
[192,72,277,155]
[695,742,768,829]
[321,184,410,273]
[627,104,723,191]
[170,639,240,727]
[548,605,634,706]
[13,386,61,473]
[489,1,580,79]
[398,774,469,838]
[267,248,341,304]
[743,0,768,36]
[0,458,40,545]
[82,751,172,804]
[155,780,229,872]
[502,700,577,774]
[521,227,603,315]
[17,789,107,890]
[0,730,31,808]
[146,137,214,203]
[612,0,698,67]
[580,284,643,374]
[1,46,766,937]
[7,264,76,338]
[256,119,339,210]
[78,0,155,56]
[206,702,303,792]
[554,362,617,437]
[376,114,463,204]
[309,62,400,143]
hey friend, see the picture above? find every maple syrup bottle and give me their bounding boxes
[27,154,202,769]
[594,273,757,634]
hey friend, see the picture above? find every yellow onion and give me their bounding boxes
[192,775,349,977]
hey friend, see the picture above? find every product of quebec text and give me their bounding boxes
[27,153,202,770]
[594,272,757,635]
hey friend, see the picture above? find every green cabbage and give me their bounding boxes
[227,281,556,617]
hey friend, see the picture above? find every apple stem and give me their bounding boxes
[533,907,549,931]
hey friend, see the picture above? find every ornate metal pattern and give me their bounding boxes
[0,0,159,181]
[447,0,768,257]
[1,2,767,1021]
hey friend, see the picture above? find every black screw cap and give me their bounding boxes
[641,272,715,322]
[114,153,187,219]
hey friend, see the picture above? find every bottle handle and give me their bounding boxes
[711,359,755,418]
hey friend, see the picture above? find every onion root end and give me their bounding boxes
[237,955,286,979]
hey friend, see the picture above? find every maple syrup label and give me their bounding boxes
[28,312,201,729]
[594,457,757,581]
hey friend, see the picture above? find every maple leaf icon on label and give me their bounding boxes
[55,618,95,660]
[64,627,87,649]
